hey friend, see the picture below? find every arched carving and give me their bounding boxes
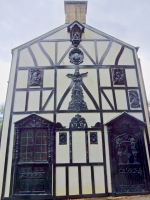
[106,112,149,194]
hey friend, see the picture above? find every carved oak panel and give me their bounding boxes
[29,69,42,86]
[112,68,125,85]
[128,90,141,108]
[12,114,54,196]
[59,132,67,145]
[106,112,149,194]
[90,132,98,144]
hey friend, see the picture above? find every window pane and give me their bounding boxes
[34,129,47,161]
[19,129,48,162]
[20,129,34,162]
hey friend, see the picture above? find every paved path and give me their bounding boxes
[71,195,150,200]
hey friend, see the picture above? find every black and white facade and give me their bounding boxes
[0,1,150,199]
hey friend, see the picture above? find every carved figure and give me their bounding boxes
[115,134,139,164]
[73,31,80,40]
[128,90,141,108]
[29,69,42,86]
[90,132,98,144]
[70,114,87,129]
[59,132,67,145]
[69,48,84,65]
[112,68,125,85]
[68,21,84,47]
[67,68,88,111]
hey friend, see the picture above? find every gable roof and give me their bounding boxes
[12,21,136,51]
[105,112,146,126]
[14,113,54,128]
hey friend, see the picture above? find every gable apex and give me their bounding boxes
[67,20,85,32]
[105,112,146,126]
[14,113,54,128]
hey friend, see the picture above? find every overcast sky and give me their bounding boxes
[0,0,150,104]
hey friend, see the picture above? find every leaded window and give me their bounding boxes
[20,129,47,162]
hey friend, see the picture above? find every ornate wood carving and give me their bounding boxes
[55,122,66,129]
[70,114,87,129]
[67,21,85,47]
[106,112,148,194]
[15,114,53,129]
[13,114,54,195]
[29,69,42,86]
[90,132,98,144]
[18,164,50,193]
[67,68,88,111]
[59,132,67,145]
[112,68,125,85]
[69,48,84,65]
[91,122,102,128]
[128,90,141,108]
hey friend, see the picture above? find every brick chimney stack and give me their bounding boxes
[64,0,88,23]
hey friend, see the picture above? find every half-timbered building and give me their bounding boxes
[0,1,150,199]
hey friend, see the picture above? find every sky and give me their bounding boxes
[0,0,150,104]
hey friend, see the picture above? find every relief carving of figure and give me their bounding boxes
[128,90,141,108]
[67,68,88,111]
[29,69,42,86]
[112,68,125,85]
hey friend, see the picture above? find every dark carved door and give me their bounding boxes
[12,114,54,197]
[106,113,149,195]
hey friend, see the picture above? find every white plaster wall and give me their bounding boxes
[0,49,18,197]
[103,112,121,124]
[104,90,114,106]
[42,90,54,110]
[38,113,53,122]
[102,89,114,110]
[88,131,103,163]
[72,131,86,163]
[41,42,55,64]
[125,69,138,87]
[81,41,96,63]
[118,47,134,65]
[115,90,127,110]
[69,167,79,195]
[28,91,40,111]
[56,167,66,196]
[103,42,121,65]
[57,41,71,64]
[57,69,74,107]
[80,69,99,106]
[128,112,143,121]
[43,28,69,40]
[80,49,93,65]
[56,131,69,163]
[104,125,112,193]
[16,70,28,88]
[94,166,105,193]
[43,69,54,88]
[83,28,107,39]
[97,41,109,62]
[81,166,92,194]
[99,69,111,86]
[19,48,34,67]
[31,43,50,66]
[13,91,26,111]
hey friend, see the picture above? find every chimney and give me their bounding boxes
[64,0,88,24]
